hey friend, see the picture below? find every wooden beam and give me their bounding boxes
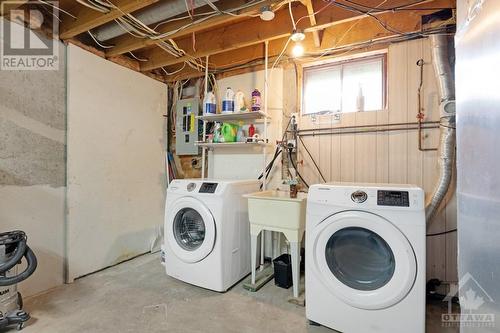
[301,0,321,47]
[159,0,454,81]
[0,0,28,16]
[140,0,454,71]
[59,0,159,40]
[105,0,278,57]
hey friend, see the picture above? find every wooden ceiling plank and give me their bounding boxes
[300,0,321,47]
[140,0,454,71]
[59,0,159,40]
[105,0,278,57]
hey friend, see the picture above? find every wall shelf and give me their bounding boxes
[195,141,267,149]
[196,111,270,122]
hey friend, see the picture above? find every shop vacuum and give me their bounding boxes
[0,231,37,330]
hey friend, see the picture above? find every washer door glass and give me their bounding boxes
[325,227,395,291]
[173,208,206,251]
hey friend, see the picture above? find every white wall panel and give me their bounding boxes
[66,45,167,281]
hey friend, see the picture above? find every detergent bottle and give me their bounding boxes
[213,122,222,143]
[251,89,261,111]
[222,87,235,113]
[235,90,247,112]
[203,91,217,115]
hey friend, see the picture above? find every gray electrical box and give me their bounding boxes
[175,98,200,155]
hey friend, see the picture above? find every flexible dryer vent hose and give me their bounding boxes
[425,34,456,223]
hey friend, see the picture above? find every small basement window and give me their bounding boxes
[302,55,386,115]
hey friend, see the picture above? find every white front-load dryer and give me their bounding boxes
[306,183,426,333]
[163,179,259,292]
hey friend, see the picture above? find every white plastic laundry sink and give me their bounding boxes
[244,190,307,230]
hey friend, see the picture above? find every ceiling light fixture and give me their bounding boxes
[290,29,305,42]
[260,6,275,21]
[292,43,305,58]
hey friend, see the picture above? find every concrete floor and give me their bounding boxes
[10,254,458,333]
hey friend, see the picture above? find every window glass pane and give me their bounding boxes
[325,227,395,291]
[303,66,342,114]
[342,58,383,113]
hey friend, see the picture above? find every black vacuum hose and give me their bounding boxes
[0,230,38,286]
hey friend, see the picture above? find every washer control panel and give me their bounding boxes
[377,190,410,207]
[199,182,218,193]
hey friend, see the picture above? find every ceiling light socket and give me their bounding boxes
[291,29,305,42]
[260,6,275,21]
[292,43,305,58]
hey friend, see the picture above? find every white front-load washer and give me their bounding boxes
[163,179,259,292]
[306,183,426,333]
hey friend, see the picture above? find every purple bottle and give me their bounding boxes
[251,89,261,112]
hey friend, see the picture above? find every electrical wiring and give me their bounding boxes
[294,0,333,25]
[162,62,187,76]
[128,51,148,61]
[202,0,222,14]
[271,37,292,71]
[37,0,77,19]
[342,0,453,12]
[153,12,215,30]
[288,0,296,30]
[88,31,114,48]
[330,0,409,36]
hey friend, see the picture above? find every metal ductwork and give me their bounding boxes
[92,0,214,42]
[425,34,456,222]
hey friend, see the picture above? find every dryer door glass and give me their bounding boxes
[325,227,395,291]
[173,208,206,251]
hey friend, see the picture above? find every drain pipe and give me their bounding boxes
[425,34,456,222]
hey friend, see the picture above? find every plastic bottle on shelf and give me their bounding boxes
[235,90,247,112]
[213,122,221,143]
[203,91,217,115]
[251,89,261,112]
[248,123,256,137]
[222,87,235,113]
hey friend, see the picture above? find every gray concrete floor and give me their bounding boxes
[10,254,458,333]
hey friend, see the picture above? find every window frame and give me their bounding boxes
[301,52,388,116]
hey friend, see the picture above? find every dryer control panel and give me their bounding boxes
[377,190,410,207]
[199,182,218,193]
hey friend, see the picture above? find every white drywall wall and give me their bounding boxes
[66,45,167,281]
[208,69,284,188]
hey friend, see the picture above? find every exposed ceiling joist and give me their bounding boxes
[0,0,28,16]
[300,0,321,47]
[105,0,278,57]
[140,0,453,72]
[59,0,159,40]
[161,0,455,80]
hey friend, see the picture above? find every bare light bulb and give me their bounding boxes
[292,43,304,58]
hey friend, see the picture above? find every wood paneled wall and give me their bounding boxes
[284,39,457,283]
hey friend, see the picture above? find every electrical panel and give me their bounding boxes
[175,98,199,155]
